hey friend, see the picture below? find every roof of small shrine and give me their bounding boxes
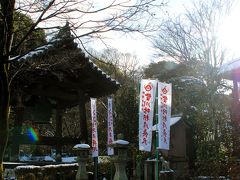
[11,23,120,108]
[220,58,240,80]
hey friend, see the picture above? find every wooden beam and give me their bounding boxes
[25,86,78,102]
[233,79,239,104]
[11,94,25,161]
[9,135,82,146]
[55,108,63,159]
[78,91,88,144]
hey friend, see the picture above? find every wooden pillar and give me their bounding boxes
[11,94,24,161]
[233,78,239,104]
[230,77,240,179]
[231,79,240,156]
[56,108,63,161]
[78,91,88,144]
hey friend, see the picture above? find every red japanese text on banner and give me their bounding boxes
[107,98,114,155]
[139,79,157,152]
[158,82,172,150]
[91,98,99,157]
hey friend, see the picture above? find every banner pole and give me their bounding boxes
[94,157,98,180]
[137,81,141,178]
[155,84,159,180]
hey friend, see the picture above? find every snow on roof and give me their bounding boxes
[220,58,240,74]
[179,76,204,85]
[43,163,78,168]
[73,143,90,149]
[88,59,120,86]
[10,37,120,87]
[152,116,182,131]
[112,139,129,145]
[170,116,182,126]
[62,156,77,163]
[10,42,55,62]
[15,165,41,170]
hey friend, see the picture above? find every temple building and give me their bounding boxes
[8,23,120,161]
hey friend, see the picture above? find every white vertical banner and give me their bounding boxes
[91,98,99,157]
[107,97,114,155]
[158,82,172,150]
[139,79,157,152]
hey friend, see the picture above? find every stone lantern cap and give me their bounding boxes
[110,140,129,148]
[73,144,90,150]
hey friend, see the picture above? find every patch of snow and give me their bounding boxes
[112,140,129,145]
[90,62,97,68]
[15,165,41,170]
[190,106,198,111]
[170,116,182,126]
[19,155,55,162]
[40,163,78,169]
[179,76,204,85]
[62,156,77,163]
[152,116,182,131]
[73,144,90,149]
[44,155,55,161]
[49,38,61,43]
[19,155,30,161]
[11,43,54,61]
[160,170,174,173]
[88,60,120,85]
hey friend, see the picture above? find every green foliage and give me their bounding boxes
[94,49,140,145]
[87,157,114,179]
[114,82,139,144]
[144,61,190,81]
[12,11,46,56]
[143,60,232,176]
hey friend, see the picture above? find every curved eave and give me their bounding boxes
[220,58,240,80]
[11,39,120,108]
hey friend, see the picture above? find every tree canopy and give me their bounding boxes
[0,1,166,177]
[12,12,46,56]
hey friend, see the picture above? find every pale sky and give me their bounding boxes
[218,1,240,61]
[26,0,240,66]
[89,0,240,66]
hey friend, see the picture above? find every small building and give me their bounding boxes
[152,116,193,178]
[168,116,193,179]
[8,23,120,161]
[220,58,240,155]
[220,58,240,178]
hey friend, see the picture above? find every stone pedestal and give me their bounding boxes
[144,159,158,180]
[110,139,129,180]
[135,160,142,180]
[73,144,90,180]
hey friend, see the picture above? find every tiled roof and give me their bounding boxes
[10,24,120,108]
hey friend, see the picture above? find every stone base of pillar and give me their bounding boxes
[76,161,88,180]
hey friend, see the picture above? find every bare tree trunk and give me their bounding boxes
[0,0,15,178]
[0,65,10,179]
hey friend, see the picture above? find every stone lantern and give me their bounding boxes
[110,135,129,180]
[73,143,90,180]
